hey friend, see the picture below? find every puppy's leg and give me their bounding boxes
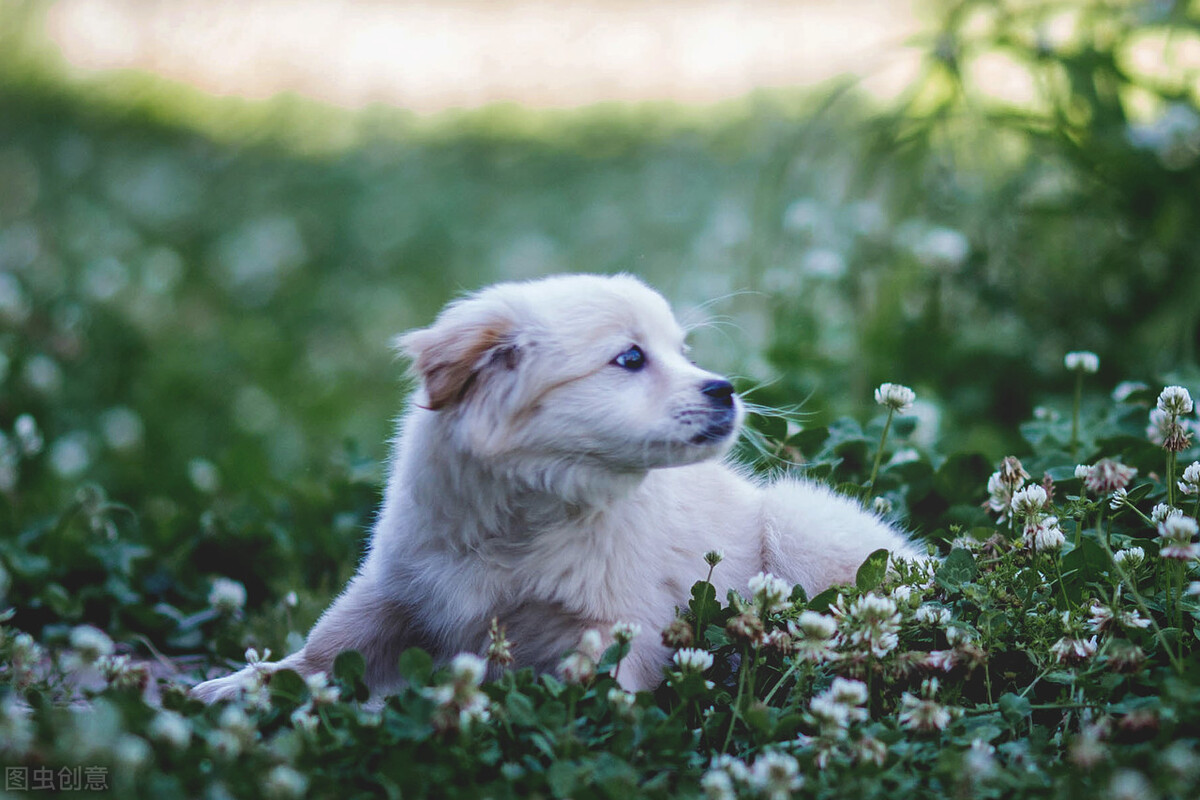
[759,478,922,596]
[192,575,414,703]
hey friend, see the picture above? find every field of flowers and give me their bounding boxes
[3,0,1200,797]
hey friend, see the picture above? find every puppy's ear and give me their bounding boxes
[395,309,521,410]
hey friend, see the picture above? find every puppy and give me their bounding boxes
[192,274,917,701]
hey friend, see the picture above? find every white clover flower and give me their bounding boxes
[188,458,221,493]
[1108,770,1154,800]
[451,653,487,687]
[606,688,636,713]
[1158,385,1194,416]
[748,571,792,614]
[1010,484,1048,518]
[208,577,247,615]
[305,671,340,705]
[964,739,996,779]
[1074,464,1092,481]
[1109,488,1128,511]
[1114,546,1145,569]
[290,704,319,734]
[923,650,957,672]
[1085,458,1137,494]
[836,593,901,657]
[578,629,604,662]
[49,433,91,479]
[709,754,752,785]
[610,621,641,645]
[456,691,491,728]
[69,625,114,663]
[207,728,242,760]
[945,625,975,647]
[827,677,869,708]
[148,710,191,750]
[700,769,736,800]
[23,354,63,396]
[856,736,889,767]
[786,610,838,663]
[264,765,309,800]
[749,751,803,800]
[875,383,915,413]
[13,414,42,456]
[114,734,151,771]
[1152,504,1183,523]
[890,584,915,608]
[808,694,852,734]
[559,652,596,684]
[703,549,725,567]
[0,695,34,756]
[11,632,42,667]
[99,407,144,452]
[1029,516,1066,552]
[898,691,952,732]
[673,648,714,674]
[915,604,951,627]
[1158,515,1200,560]
[1050,634,1099,664]
[872,496,894,515]
[1147,408,1173,445]
[1179,462,1200,496]
[914,226,969,271]
[1064,351,1099,373]
[986,471,1021,520]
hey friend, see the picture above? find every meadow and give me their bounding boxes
[2,1,1200,797]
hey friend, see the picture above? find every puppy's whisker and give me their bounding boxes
[678,289,763,323]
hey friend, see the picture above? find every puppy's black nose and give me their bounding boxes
[701,379,735,408]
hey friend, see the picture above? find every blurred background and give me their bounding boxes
[2,0,1199,645]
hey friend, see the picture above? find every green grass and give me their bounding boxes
[3,0,1200,796]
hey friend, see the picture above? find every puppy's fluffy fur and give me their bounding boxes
[193,274,916,701]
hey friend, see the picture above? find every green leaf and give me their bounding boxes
[788,583,808,604]
[855,548,890,592]
[807,587,841,613]
[689,581,720,630]
[547,761,580,798]
[397,647,433,687]
[334,649,366,684]
[935,548,978,591]
[506,692,538,727]
[334,650,369,701]
[269,669,307,704]
[998,693,1032,729]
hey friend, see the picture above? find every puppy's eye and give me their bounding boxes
[611,345,646,371]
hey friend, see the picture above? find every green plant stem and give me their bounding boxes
[1119,495,1154,527]
[722,647,750,753]
[1049,556,1071,609]
[1094,533,1185,674]
[1167,449,1177,509]
[1070,370,1082,460]
[865,409,895,505]
[762,658,801,706]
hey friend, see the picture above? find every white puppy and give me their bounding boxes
[193,274,916,701]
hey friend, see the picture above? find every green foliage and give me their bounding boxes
[2,1,1200,797]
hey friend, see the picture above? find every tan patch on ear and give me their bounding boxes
[397,315,513,410]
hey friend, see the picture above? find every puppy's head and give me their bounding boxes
[397,274,743,473]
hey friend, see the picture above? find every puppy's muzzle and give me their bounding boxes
[692,379,739,443]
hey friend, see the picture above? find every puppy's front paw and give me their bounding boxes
[191,668,258,703]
